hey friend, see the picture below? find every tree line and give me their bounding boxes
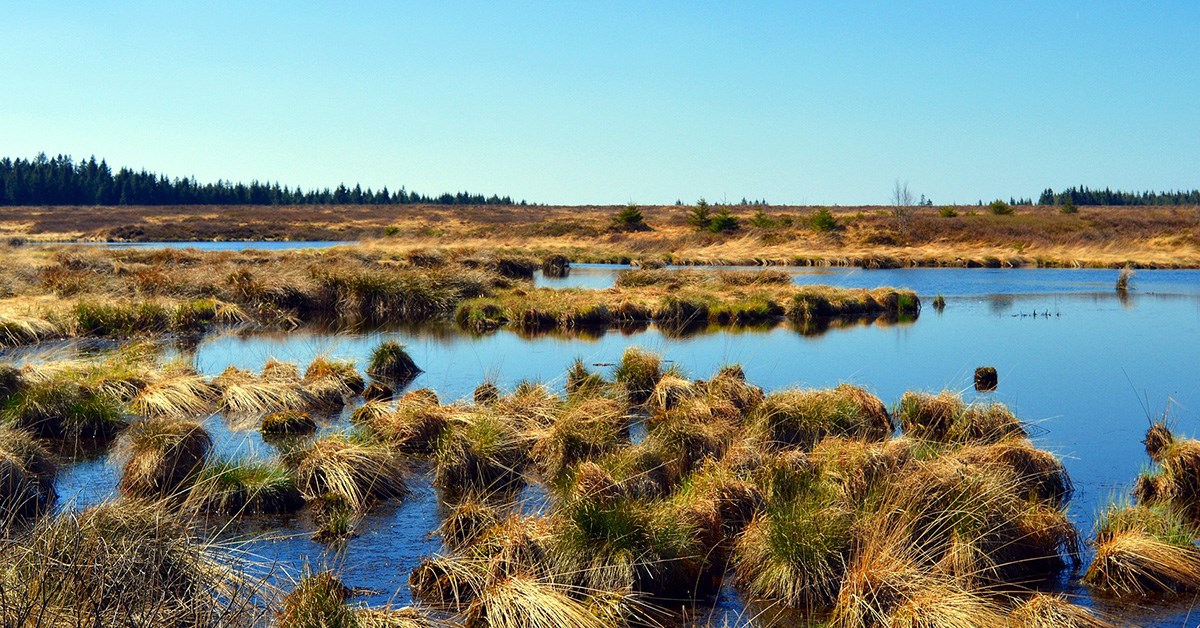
[1037,186,1200,206]
[0,154,521,206]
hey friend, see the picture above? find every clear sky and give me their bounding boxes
[4,2,1198,205]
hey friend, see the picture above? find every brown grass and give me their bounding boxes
[3,203,1197,268]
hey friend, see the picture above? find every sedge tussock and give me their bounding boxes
[0,425,57,522]
[114,416,211,499]
[184,456,303,516]
[0,498,271,625]
[464,576,612,628]
[1006,593,1113,628]
[751,384,892,450]
[1083,502,1200,598]
[293,433,408,511]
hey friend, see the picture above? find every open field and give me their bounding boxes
[1,203,1199,268]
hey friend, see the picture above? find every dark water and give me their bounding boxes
[47,240,349,251]
[42,269,1200,625]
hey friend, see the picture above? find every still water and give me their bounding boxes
[44,269,1200,624]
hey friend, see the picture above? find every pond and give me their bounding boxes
[37,269,1200,625]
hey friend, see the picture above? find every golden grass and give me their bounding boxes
[293,433,408,511]
[114,416,211,499]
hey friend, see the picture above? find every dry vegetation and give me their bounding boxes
[2,342,1191,624]
[0,245,919,347]
[2,202,1197,267]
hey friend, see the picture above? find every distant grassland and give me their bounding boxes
[1,203,1198,268]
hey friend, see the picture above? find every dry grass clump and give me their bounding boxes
[463,576,612,628]
[0,425,57,522]
[612,347,662,404]
[1083,502,1200,598]
[367,340,423,382]
[751,384,892,450]
[184,456,303,515]
[530,396,628,487]
[128,367,216,419]
[648,371,694,414]
[473,381,500,405]
[809,436,913,503]
[871,458,1077,586]
[437,494,504,552]
[1134,422,1200,521]
[566,358,609,400]
[954,439,1073,506]
[363,381,394,402]
[897,391,1025,445]
[214,365,309,417]
[0,377,127,440]
[734,481,852,610]
[114,416,212,499]
[541,253,571,278]
[292,433,408,511]
[435,411,529,495]
[1007,593,1113,627]
[303,355,365,407]
[278,570,355,627]
[0,498,268,625]
[364,392,451,453]
[643,399,739,480]
[548,492,707,599]
[0,313,61,346]
[261,409,317,435]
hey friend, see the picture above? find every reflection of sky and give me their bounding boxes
[41,279,1200,623]
[537,264,1200,298]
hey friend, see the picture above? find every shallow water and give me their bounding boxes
[38,269,1200,625]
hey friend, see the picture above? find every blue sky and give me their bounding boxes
[3,2,1198,205]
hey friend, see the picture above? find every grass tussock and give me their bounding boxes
[751,384,892,450]
[1,377,128,440]
[1007,593,1113,628]
[1134,422,1200,521]
[0,425,57,522]
[367,341,422,382]
[896,391,1025,445]
[261,409,317,435]
[364,393,451,453]
[184,456,303,515]
[1083,502,1200,598]
[530,396,627,487]
[278,570,355,627]
[292,433,408,511]
[215,365,309,418]
[0,498,268,625]
[303,355,365,407]
[613,347,662,404]
[435,411,529,495]
[115,416,212,499]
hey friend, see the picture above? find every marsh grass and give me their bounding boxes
[1084,502,1200,598]
[1008,593,1113,627]
[0,498,272,625]
[114,416,212,499]
[1,377,127,440]
[367,341,423,382]
[184,456,303,516]
[435,411,529,496]
[292,432,408,512]
[0,425,57,523]
[215,365,310,417]
[751,385,892,450]
[896,391,1025,445]
[613,347,662,404]
[261,409,318,435]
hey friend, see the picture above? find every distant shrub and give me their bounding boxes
[809,207,838,232]
[688,199,712,230]
[989,200,1014,215]
[708,207,740,234]
[939,206,958,218]
[1059,198,1078,214]
[778,215,795,228]
[383,225,401,237]
[612,204,650,232]
[749,208,777,229]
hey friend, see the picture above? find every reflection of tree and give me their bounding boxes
[1116,289,1134,309]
